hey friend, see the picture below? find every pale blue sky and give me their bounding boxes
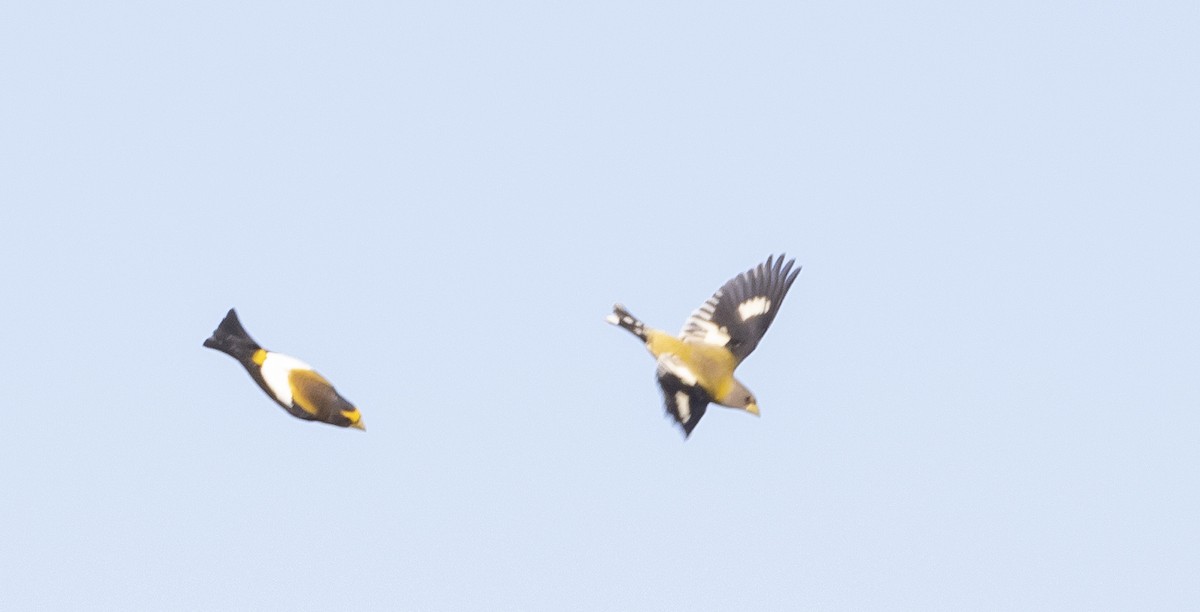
[2,1,1198,610]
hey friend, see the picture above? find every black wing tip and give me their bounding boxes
[736,254,801,298]
[680,422,699,438]
[668,410,700,438]
[765,253,802,289]
[765,253,798,272]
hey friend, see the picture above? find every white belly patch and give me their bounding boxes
[260,352,312,406]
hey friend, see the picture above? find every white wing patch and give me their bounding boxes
[675,391,692,423]
[688,319,731,347]
[680,290,733,347]
[737,297,771,321]
[260,352,312,407]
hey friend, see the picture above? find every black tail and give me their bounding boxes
[203,308,261,360]
[605,304,648,341]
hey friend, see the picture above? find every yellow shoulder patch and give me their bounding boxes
[288,369,333,417]
[252,349,268,366]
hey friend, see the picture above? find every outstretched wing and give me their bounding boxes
[655,354,712,438]
[680,254,801,363]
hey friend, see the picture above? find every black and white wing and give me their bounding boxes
[680,254,801,363]
[655,354,711,438]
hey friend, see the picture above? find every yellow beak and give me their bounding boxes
[745,403,760,416]
[341,409,366,431]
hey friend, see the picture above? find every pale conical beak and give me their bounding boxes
[745,403,760,416]
[351,420,366,431]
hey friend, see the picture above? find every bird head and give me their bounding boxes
[727,380,760,416]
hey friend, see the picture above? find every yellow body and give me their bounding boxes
[645,329,739,406]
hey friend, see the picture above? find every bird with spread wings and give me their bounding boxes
[607,255,801,437]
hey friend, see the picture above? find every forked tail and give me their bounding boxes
[203,308,262,361]
[605,304,648,341]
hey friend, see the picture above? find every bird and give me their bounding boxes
[606,254,801,437]
[203,308,365,430]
